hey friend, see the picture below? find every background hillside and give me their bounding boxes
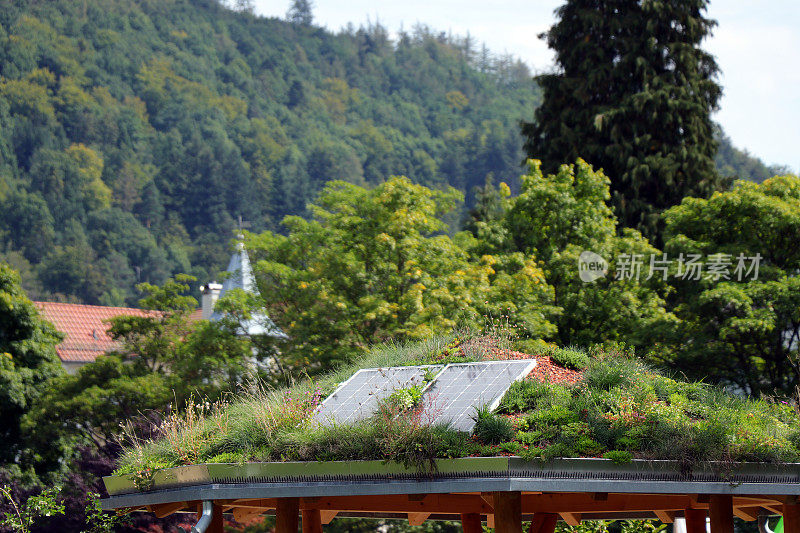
[0,0,778,306]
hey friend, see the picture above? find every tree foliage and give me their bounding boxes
[660,175,800,395]
[0,262,62,466]
[0,0,536,305]
[22,275,252,474]
[522,0,726,240]
[248,176,556,373]
[0,0,768,306]
[504,160,675,348]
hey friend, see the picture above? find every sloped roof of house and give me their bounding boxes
[34,302,157,363]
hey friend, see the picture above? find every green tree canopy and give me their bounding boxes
[522,0,726,240]
[0,262,62,466]
[661,175,800,395]
[504,160,676,348]
[248,176,556,374]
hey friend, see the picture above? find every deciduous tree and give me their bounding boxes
[660,175,800,395]
[0,263,62,466]
[505,160,676,348]
[248,177,556,374]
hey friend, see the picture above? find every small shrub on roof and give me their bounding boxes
[549,347,590,370]
[471,405,514,445]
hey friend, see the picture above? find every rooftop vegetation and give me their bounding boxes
[115,334,800,479]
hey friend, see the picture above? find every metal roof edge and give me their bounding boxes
[103,457,800,505]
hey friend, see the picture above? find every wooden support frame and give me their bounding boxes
[493,491,523,533]
[529,513,558,533]
[302,509,323,533]
[685,508,708,533]
[462,513,483,533]
[276,498,300,533]
[209,503,224,533]
[784,502,800,533]
[140,490,787,531]
[149,501,186,518]
[215,492,784,523]
[709,495,734,533]
[733,507,759,521]
[408,512,431,525]
[233,506,263,523]
[320,510,339,524]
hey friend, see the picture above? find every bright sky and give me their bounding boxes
[253,1,799,173]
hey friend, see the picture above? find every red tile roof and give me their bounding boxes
[187,308,203,322]
[34,302,157,363]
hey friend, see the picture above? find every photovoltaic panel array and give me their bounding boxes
[313,365,442,426]
[421,360,537,432]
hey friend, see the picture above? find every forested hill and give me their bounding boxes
[0,0,775,306]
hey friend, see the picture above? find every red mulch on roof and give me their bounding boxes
[522,355,583,385]
[445,337,583,385]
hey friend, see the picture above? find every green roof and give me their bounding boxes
[113,336,800,486]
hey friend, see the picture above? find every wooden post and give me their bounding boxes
[202,503,223,533]
[529,513,558,533]
[276,498,300,533]
[685,508,708,533]
[462,512,483,533]
[784,502,800,533]
[709,495,734,533]
[492,492,522,533]
[302,509,323,533]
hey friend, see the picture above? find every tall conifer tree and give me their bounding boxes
[522,0,725,239]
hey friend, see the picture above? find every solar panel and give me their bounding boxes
[421,360,537,432]
[314,365,443,425]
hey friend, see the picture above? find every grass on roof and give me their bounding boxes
[114,334,800,478]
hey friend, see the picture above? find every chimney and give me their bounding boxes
[200,282,223,320]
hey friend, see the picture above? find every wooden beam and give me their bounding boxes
[208,504,224,533]
[784,502,800,533]
[733,507,759,522]
[481,492,495,509]
[408,512,431,526]
[710,495,735,533]
[529,513,558,533]
[685,509,708,533]
[276,498,300,533]
[593,493,609,501]
[230,498,278,509]
[302,509,323,533]
[320,510,338,525]
[522,493,696,514]
[290,492,702,516]
[151,501,186,518]
[561,513,582,526]
[655,510,675,524]
[462,513,483,533]
[493,492,522,533]
[300,494,492,514]
[233,507,264,524]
